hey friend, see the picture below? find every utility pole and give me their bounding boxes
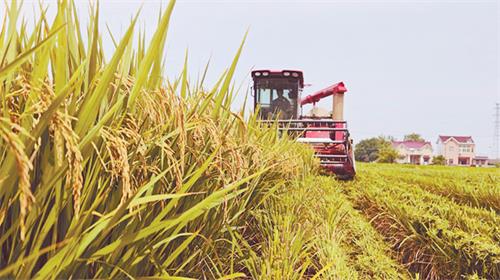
[494,103,500,160]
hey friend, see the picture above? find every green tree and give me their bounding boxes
[431,155,446,165]
[355,136,396,162]
[404,133,425,142]
[378,147,400,163]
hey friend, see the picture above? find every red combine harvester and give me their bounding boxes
[252,69,355,180]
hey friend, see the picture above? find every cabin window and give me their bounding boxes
[256,88,271,108]
[254,78,300,119]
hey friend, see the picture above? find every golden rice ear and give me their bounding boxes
[57,109,83,219]
[101,128,132,208]
[0,118,35,241]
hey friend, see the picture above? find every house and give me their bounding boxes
[436,136,475,166]
[392,140,433,165]
[472,156,489,167]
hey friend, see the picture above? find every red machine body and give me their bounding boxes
[252,69,356,179]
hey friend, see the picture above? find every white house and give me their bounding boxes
[436,136,475,166]
[392,141,433,165]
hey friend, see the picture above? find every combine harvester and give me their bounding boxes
[252,69,355,180]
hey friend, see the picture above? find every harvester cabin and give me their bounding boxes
[252,70,303,120]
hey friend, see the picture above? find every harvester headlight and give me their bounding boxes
[262,72,269,76]
[254,72,261,77]
[283,71,291,76]
[292,72,299,77]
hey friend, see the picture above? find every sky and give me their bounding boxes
[19,0,499,157]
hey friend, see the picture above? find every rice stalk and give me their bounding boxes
[0,1,315,278]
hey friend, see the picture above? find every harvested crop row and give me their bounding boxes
[369,174,499,235]
[348,170,500,280]
[372,164,498,189]
[370,163,498,180]
[376,166,499,211]
[242,176,409,279]
[311,177,410,280]
[361,165,499,230]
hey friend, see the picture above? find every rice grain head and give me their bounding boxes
[102,128,133,207]
[54,109,83,218]
[0,119,35,241]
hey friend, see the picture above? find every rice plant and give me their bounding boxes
[0,1,316,278]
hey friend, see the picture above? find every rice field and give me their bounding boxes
[1,1,499,279]
[244,164,498,280]
[345,164,499,280]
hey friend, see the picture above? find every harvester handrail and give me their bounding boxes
[278,127,348,132]
[320,161,346,165]
[257,119,347,124]
[300,140,346,144]
[317,155,348,158]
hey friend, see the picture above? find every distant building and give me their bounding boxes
[472,156,489,167]
[436,136,475,166]
[392,140,433,165]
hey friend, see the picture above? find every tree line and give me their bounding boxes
[354,133,446,164]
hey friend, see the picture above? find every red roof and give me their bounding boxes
[438,135,474,143]
[392,141,431,149]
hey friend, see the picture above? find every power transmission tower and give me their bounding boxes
[494,103,500,160]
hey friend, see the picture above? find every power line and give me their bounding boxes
[494,103,500,160]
